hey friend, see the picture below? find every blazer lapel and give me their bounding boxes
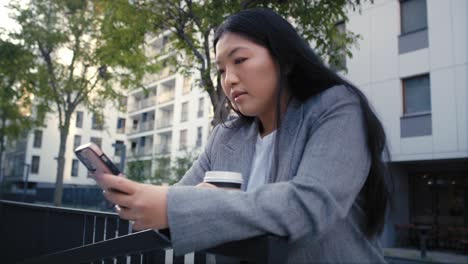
[223,120,258,191]
[271,99,304,183]
[221,99,303,189]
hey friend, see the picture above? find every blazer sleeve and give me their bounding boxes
[166,94,371,255]
[173,124,221,186]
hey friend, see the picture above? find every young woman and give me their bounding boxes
[98,8,392,263]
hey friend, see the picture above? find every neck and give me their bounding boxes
[258,94,291,138]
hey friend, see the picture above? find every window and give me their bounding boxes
[329,21,346,72]
[400,74,432,137]
[197,98,204,118]
[117,118,126,133]
[76,111,83,128]
[179,130,187,150]
[196,127,203,147]
[90,137,102,148]
[114,140,125,156]
[400,0,427,34]
[139,137,146,147]
[31,156,40,174]
[181,102,189,122]
[33,130,42,148]
[91,114,104,130]
[73,135,82,150]
[403,74,431,115]
[71,159,79,177]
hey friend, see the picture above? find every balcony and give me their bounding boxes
[0,200,287,264]
[127,121,155,134]
[157,91,174,105]
[128,96,157,113]
[155,144,171,155]
[129,147,153,158]
[156,117,173,129]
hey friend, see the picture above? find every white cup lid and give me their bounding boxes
[204,171,243,184]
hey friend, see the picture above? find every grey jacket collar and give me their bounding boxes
[223,99,304,190]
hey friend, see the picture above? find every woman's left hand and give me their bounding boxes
[99,173,169,231]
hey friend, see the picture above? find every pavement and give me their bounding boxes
[384,248,468,264]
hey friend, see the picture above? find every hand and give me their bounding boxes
[195,182,218,189]
[99,173,169,231]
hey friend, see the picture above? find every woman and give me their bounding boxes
[99,8,391,263]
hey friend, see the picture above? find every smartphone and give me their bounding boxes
[74,142,121,176]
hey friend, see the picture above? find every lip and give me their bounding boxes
[231,90,248,101]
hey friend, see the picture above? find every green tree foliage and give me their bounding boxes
[0,40,45,179]
[7,0,156,205]
[104,0,371,125]
[125,150,198,185]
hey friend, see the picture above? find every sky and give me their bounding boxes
[0,0,24,36]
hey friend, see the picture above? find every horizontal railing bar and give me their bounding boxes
[0,200,118,218]
[20,230,171,264]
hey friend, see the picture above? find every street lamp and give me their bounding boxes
[22,163,30,202]
[112,143,126,173]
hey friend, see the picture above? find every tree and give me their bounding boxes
[126,150,198,185]
[7,0,156,206]
[105,0,370,125]
[0,40,45,180]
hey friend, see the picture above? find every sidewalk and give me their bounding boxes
[384,248,468,264]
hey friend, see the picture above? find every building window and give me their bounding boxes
[117,118,126,133]
[33,130,42,148]
[196,127,202,147]
[114,140,125,156]
[179,130,187,150]
[31,156,40,174]
[329,21,346,72]
[400,74,432,138]
[181,102,189,122]
[398,0,429,53]
[197,98,204,118]
[90,137,102,148]
[76,111,83,128]
[91,114,104,130]
[139,137,146,147]
[71,159,79,177]
[403,74,431,115]
[400,0,427,34]
[73,135,82,150]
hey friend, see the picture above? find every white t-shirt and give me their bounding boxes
[246,131,276,192]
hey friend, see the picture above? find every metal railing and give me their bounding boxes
[0,200,288,264]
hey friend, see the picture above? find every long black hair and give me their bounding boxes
[213,8,392,238]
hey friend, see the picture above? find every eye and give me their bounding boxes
[234,58,247,64]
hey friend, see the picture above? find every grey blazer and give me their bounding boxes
[167,85,387,263]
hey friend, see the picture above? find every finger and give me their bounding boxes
[103,189,133,208]
[99,173,137,195]
[116,206,137,221]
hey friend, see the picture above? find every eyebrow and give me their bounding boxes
[215,46,249,65]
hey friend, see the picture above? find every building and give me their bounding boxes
[341,0,467,250]
[124,33,213,182]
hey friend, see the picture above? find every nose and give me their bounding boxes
[223,68,239,89]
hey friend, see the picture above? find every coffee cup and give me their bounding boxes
[203,171,243,190]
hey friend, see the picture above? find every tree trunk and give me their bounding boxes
[53,117,71,206]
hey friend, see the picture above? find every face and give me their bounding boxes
[215,33,280,119]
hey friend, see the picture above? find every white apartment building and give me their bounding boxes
[124,34,213,180]
[342,0,467,249]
